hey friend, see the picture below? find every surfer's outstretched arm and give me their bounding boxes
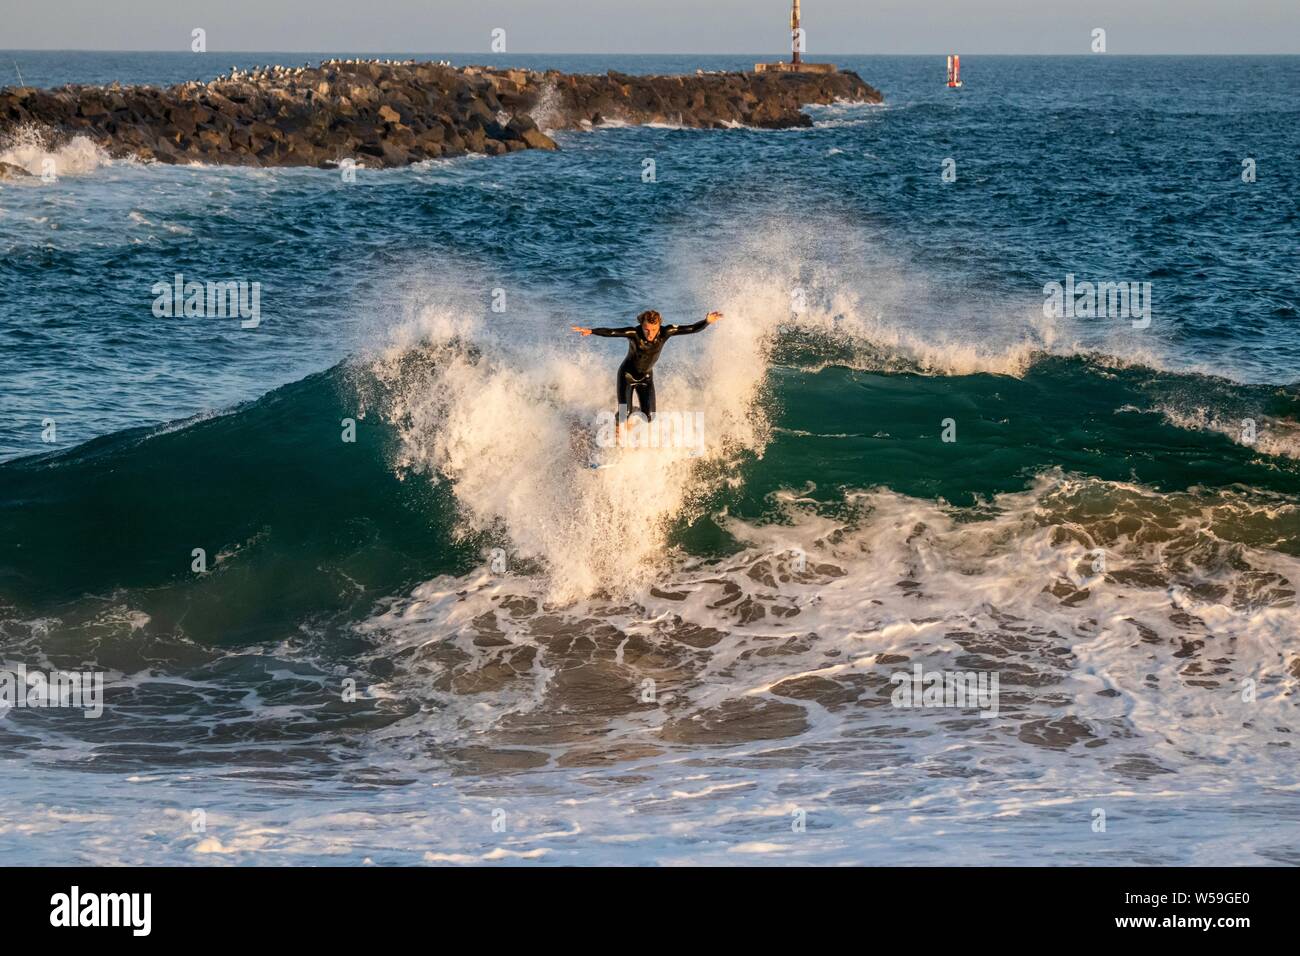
[571,325,637,337]
[665,311,723,336]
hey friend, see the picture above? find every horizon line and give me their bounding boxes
[3,49,1299,57]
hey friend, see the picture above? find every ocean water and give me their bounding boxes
[0,52,1298,865]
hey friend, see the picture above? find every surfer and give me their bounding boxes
[572,310,723,427]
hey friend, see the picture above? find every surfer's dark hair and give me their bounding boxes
[637,310,662,325]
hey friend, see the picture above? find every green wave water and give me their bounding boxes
[3,351,1297,645]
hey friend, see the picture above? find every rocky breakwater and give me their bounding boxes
[0,59,883,170]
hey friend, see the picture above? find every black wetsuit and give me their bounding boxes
[590,318,709,420]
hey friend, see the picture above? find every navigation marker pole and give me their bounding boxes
[791,1,803,66]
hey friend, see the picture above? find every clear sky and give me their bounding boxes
[3,1,1297,54]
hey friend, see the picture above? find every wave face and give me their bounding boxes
[10,269,1293,625]
[2,53,1299,865]
[0,368,464,643]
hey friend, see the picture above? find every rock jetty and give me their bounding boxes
[0,59,883,169]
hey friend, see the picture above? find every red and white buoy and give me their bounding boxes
[946,54,962,88]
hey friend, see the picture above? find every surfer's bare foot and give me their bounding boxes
[706,311,723,323]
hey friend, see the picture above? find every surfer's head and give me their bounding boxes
[638,310,662,339]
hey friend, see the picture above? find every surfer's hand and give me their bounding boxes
[572,326,593,336]
[706,311,723,323]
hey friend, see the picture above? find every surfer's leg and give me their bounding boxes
[637,376,656,421]
[616,363,634,418]
[616,362,635,445]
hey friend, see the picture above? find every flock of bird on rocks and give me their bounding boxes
[207,58,454,85]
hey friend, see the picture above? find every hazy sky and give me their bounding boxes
[4,1,1297,54]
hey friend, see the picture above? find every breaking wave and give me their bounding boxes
[0,124,114,177]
